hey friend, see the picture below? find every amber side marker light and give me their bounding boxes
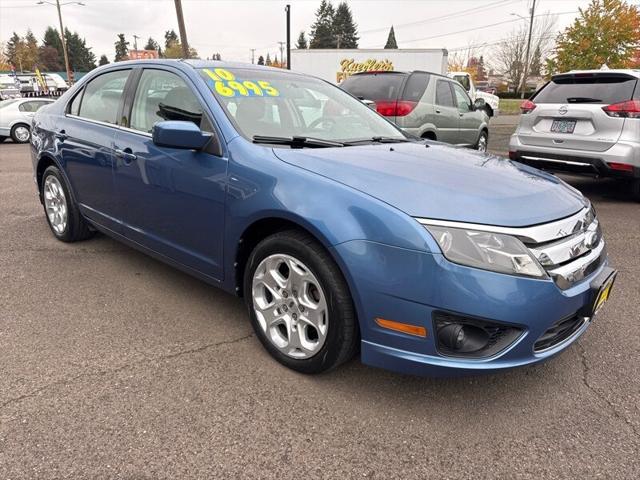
[375,318,427,338]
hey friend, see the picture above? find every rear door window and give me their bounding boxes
[340,73,407,101]
[78,69,130,124]
[401,72,430,102]
[533,74,637,104]
[435,80,455,107]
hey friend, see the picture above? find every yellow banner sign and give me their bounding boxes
[337,58,394,82]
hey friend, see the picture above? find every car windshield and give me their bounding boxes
[200,67,406,144]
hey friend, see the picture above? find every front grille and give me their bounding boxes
[534,314,586,352]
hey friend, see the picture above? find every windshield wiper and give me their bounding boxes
[344,136,411,145]
[566,97,602,103]
[252,135,345,148]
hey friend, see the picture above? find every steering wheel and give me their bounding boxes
[308,117,337,130]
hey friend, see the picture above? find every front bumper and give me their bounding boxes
[332,239,610,377]
[509,135,640,179]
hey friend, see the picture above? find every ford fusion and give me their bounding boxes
[30,60,616,376]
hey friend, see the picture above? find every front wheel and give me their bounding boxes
[244,230,358,374]
[476,130,489,152]
[631,179,640,202]
[10,124,30,143]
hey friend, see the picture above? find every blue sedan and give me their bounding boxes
[30,60,616,376]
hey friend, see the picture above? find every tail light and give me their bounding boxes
[520,100,536,114]
[508,151,518,160]
[375,100,417,117]
[602,100,640,118]
[608,162,634,172]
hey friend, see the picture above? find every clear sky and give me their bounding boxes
[0,0,596,64]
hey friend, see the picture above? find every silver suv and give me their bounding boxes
[509,69,640,200]
[341,71,490,151]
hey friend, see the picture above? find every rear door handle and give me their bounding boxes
[55,130,67,141]
[115,148,137,164]
[435,109,441,114]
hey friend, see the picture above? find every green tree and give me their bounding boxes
[265,53,272,66]
[296,31,308,49]
[384,26,398,49]
[144,37,162,57]
[99,54,109,66]
[257,55,265,65]
[549,0,640,72]
[40,26,64,70]
[22,29,40,70]
[310,0,336,48]
[114,33,129,62]
[529,46,542,76]
[164,29,179,49]
[5,32,22,68]
[65,29,96,71]
[333,2,358,48]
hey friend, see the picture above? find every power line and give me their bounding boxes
[400,10,579,45]
[359,0,520,35]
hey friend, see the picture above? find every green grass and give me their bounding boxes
[499,98,523,115]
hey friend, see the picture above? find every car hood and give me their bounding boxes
[273,142,586,227]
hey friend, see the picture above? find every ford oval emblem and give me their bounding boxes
[559,105,568,115]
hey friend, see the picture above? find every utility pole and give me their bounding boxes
[520,0,536,99]
[285,4,291,69]
[55,0,73,85]
[278,41,285,67]
[36,1,84,84]
[133,34,140,52]
[250,48,256,64]
[173,0,190,58]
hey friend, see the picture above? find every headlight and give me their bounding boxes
[424,225,546,278]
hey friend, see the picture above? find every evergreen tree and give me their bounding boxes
[257,55,265,65]
[333,2,358,48]
[384,26,398,49]
[164,29,179,49]
[144,37,162,56]
[310,0,336,48]
[211,52,222,60]
[99,54,109,66]
[66,29,96,71]
[39,46,62,71]
[5,32,25,70]
[23,29,40,70]
[265,53,272,66]
[529,46,542,76]
[114,33,129,62]
[296,31,308,49]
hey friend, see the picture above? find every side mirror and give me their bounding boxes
[473,98,486,111]
[152,120,212,150]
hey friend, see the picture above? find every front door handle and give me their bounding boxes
[55,130,67,141]
[115,148,137,164]
[435,109,442,114]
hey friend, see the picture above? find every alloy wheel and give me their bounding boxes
[43,175,68,235]
[252,253,329,359]
[14,126,30,143]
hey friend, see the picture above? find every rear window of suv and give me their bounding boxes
[340,72,407,101]
[533,74,638,105]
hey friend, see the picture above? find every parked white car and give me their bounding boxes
[448,71,500,117]
[0,97,55,143]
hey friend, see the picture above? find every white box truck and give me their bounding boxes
[290,48,448,84]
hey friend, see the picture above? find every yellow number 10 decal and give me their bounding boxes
[204,68,279,97]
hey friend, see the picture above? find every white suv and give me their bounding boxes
[509,69,640,200]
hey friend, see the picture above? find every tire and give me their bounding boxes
[483,106,493,118]
[10,123,31,143]
[244,230,358,374]
[476,130,489,152]
[41,165,94,242]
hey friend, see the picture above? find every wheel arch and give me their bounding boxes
[233,214,343,298]
[35,153,75,204]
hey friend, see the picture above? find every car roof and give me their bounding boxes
[348,70,450,80]
[560,68,640,78]
[99,58,306,76]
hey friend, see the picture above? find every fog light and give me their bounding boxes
[437,323,489,353]
[433,312,523,358]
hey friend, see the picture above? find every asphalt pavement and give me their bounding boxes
[1,121,639,479]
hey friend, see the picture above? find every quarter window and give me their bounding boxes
[19,101,49,112]
[68,89,83,116]
[130,69,204,133]
[435,80,454,107]
[78,69,130,124]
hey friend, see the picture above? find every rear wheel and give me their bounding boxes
[10,124,30,143]
[476,130,489,152]
[41,165,95,242]
[244,230,358,374]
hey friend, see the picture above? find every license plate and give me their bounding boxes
[591,270,617,316]
[551,119,576,133]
